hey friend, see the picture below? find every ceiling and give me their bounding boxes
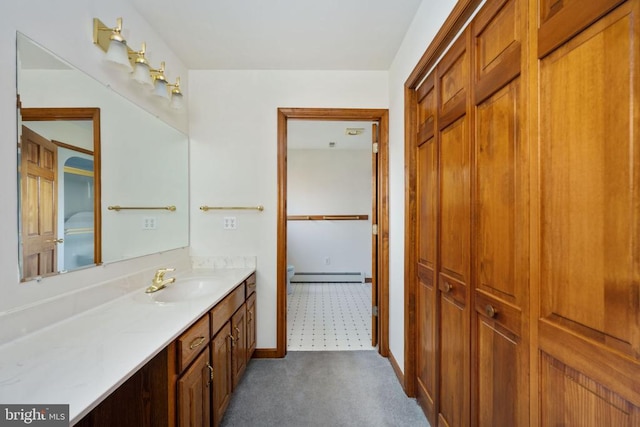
[288,120,374,150]
[131,0,423,70]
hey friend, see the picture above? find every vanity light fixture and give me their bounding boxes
[150,61,170,99]
[93,18,132,71]
[92,17,185,109]
[131,42,154,88]
[168,77,184,110]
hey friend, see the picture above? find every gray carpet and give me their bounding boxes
[220,351,430,427]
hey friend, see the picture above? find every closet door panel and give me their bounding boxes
[417,140,438,421]
[416,72,438,423]
[438,113,470,427]
[538,0,640,416]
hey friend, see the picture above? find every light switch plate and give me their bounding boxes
[143,217,157,230]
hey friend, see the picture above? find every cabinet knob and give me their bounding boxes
[442,281,453,293]
[485,304,497,318]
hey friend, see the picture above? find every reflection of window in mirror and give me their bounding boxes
[19,108,102,282]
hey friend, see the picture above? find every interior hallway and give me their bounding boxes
[220,351,429,426]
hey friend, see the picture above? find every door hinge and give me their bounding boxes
[372,306,378,316]
[372,224,378,235]
[372,142,379,154]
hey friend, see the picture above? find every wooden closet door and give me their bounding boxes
[471,0,529,426]
[537,0,640,425]
[437,30,471,427]
[416,72,438,424]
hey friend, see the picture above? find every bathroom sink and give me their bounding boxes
[144,277,224,303]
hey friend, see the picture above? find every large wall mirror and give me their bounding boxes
[17,32,189,282]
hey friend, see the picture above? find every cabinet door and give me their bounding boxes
[247,292,256,359]
[177,347,211,427]
[212,323,232,427]
[231,304,247,389]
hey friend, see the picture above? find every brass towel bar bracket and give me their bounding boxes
[108,205,176,212]
[200,205,264,212]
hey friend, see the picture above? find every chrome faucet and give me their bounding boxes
[145,268,176,293]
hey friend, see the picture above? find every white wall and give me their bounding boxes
[188,70,388,349]
[0,0,189,315]
[387,0,458,372]
[287,149,371,276]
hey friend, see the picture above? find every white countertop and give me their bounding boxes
[0,267,255,425]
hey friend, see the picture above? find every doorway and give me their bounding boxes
[276,108,389,358]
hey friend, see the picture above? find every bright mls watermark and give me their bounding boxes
[0,405,68,426]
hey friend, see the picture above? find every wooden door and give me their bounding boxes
[177,348,211,427]
[536,0,640,425]
[231,305,247,389]
[212,323,232,427]
[415,71,438,424]
[371,122,379,347]
[247,292,256,359]
[21,126,58,280]
[436,30,471,427]
[471,0,530,426]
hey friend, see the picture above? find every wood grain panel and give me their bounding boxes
[438,33,469,128]
[475,82,522,304]
[417,263,437,422]
[473,0,521,103]
[417,75,436,145]
[477,317,519,427]
[177,348,210,427]
[538,0,625,57]
[439,117,470,284]
[212,323,232,427]
[539,3,640,358]
[439,296,469,427]
[540,352,640,426]
[417,139,437,268]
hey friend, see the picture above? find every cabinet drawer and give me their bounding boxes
[177,314,210,373]
[246,273,256,297]
[211,284,245,337]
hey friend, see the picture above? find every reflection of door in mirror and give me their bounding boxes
[20,126,57,279]
[19,108,102,282]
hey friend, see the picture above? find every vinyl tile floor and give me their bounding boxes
[287,282,374,351]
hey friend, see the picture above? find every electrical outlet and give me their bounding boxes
[143,217,157,230]
[324,256,331,265]
[224,217,237,230]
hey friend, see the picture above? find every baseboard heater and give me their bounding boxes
[291,272,364,283]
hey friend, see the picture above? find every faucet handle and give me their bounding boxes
[156,267,176,274]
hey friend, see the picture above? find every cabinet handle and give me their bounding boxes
[485,304,498,318]
[206,362,213,386]
[442,281,453,293]
[189,336,206,350]
[248,310,253,322]
[228,334,235,345]
[234,326,240,340]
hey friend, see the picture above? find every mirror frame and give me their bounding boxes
[19,106,102,280]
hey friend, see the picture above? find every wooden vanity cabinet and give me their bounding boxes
[75,272,257,427]
[210,272,257,427]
